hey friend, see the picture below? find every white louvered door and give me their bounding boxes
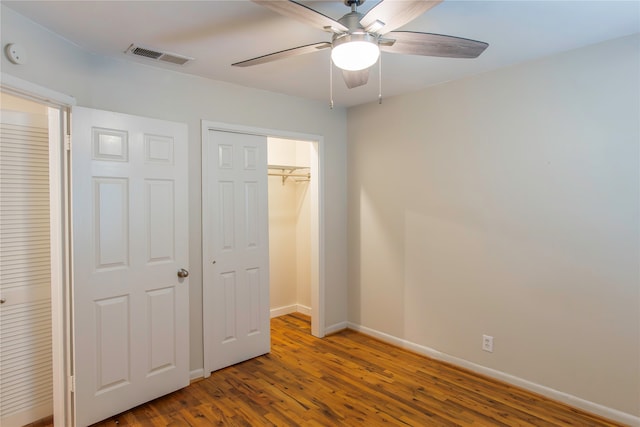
[0,111,53,427]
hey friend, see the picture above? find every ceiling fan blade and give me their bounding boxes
[253,0,348,33]
[360,0,442,35]
[342,69,370,89]
[232,42,331,67]
[381,31,488,58]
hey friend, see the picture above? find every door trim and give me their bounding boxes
[1,73,76,427]
[201,120,326,372]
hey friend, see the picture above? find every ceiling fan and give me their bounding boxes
[232,0,489,91]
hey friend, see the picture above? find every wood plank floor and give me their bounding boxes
[31,313,625,426]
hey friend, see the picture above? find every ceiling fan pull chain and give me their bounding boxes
[329,55,334,109]
[378,54,383,104]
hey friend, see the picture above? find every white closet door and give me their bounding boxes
[0,112,53,427]
[203,130,270,374]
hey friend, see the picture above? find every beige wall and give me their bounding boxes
[1,4,348,373]
[268,173,298,309]
[1,92,48,128]
[1,92,48,115]
[347,34,640,418]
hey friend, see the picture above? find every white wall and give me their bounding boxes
[1,4,348,372]
[347,34,640,420]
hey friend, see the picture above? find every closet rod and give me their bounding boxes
[268,170,311,184]
[268,172,310,178]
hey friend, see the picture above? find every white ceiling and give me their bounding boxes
[4,0,639,107]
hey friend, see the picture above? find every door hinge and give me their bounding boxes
[65,134,71,151]
[68,375,75,393]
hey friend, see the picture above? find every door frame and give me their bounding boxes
[201,121,326,347]
[1,73,76,426]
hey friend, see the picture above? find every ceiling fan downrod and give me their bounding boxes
[344,0,365,11]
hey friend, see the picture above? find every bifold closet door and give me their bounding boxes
[203,129,270,374]
[0,111,53,427]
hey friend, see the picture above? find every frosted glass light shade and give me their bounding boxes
[331,35,380,71]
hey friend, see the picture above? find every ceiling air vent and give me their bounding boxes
[125,44,193,66]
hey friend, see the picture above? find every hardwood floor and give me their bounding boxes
[32,313,625,426]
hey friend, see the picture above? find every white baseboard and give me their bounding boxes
[296,304,311,316]
[270,304,297,318]
[190,368,204,381]
[347,322,639,427]
[325,321,348,335]
[270,304,313,318]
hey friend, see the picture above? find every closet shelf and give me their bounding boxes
[268,164,310,185]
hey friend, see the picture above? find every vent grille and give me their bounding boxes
[125,44,193,66]
[131,46,163,59]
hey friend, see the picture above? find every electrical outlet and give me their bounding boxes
[482,335,494,353]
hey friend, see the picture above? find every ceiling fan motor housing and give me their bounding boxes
[336,11,368,34]
[332,32,378,48]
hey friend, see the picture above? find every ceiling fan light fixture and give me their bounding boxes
[331,33,380,71]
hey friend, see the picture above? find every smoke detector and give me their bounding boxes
[125,44,193,65]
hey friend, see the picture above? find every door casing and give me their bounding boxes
[200,120,325,374]
[1,73,76,426]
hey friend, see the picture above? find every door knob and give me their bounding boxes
[0,298,5,304]
[177,269,189,278]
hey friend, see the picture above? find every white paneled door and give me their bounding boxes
[72,107,189,426]
[203,129,270,374]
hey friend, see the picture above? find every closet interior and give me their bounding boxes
[267,138,312,319]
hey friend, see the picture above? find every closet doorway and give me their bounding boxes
[201,121,325,376]
[267,138,314,321]
[0,89,69,427]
